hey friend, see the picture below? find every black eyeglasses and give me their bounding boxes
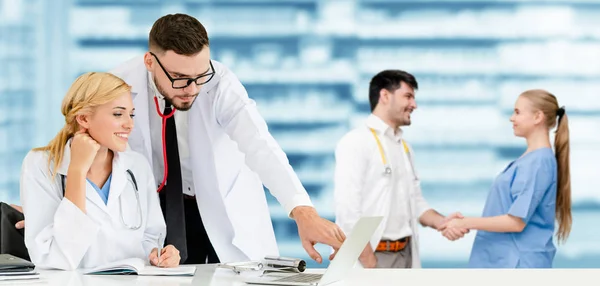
[150,52,215,89]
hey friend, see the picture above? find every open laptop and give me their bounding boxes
[244,216,383,286]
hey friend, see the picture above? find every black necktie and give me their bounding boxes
[161,100,188,263]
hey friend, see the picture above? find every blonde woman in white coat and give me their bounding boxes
[20,72,180,270]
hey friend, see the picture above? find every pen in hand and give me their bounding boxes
[157,233,162,267]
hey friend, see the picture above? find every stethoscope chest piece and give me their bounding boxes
[384,166,392,175]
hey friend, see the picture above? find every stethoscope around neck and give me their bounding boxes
[153,96,176,193]
[370,128,393,175]
[369,128,415,177]
[59,170,142,230]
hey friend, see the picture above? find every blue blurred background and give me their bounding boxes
[1,0,600,268]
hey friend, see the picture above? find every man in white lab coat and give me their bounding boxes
[333,70,468,268]
[106,13,345,264]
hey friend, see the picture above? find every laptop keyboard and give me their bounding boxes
[272,273,323,283]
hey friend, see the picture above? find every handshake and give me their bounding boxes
[436,212,469,241]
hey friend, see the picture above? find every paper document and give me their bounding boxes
[0,269,39,281]
[0,272,40,281]
[82,258,196,276]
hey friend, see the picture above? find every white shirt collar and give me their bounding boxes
[366,114,403,142]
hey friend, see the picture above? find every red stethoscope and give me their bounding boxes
[153,96,176,193]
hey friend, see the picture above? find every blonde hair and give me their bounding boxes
[520,89,571,244]
[33,72,131,178]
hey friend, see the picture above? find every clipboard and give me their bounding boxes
[217,256,306,275]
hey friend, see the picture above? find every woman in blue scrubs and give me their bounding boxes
[442,89,572,268]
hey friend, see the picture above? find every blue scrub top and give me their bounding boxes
[87,174,112,205]
[469,147,558,268]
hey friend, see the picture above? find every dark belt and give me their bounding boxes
[376,237,410,252]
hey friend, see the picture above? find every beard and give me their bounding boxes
[388,108,412,127]
[154,77,199,111]
[400,111,412,126]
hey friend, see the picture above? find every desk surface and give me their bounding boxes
[2,264,599,286]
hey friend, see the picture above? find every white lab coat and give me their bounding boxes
[333,115,430,268]
[20,140,166,270]
[109,56,313,263]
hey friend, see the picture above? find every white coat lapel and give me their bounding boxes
[187,69,221,201]
[106,152,127,209]
[188,72,239,253]
[400,142,422,268]
[188,83,220,201]
[84,179,110,215]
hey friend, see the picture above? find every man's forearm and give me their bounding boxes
[419,209,445,230]
[290,205,318,220]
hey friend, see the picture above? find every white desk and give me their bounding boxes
[3,265,599,286]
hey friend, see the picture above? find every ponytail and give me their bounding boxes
[554,110,571,243]
[32,126,74,179]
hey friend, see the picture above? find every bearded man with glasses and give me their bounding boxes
[104,13,347,265]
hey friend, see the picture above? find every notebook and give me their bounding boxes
[82,258,196,276]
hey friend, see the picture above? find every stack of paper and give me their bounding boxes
[0,270,40,281]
